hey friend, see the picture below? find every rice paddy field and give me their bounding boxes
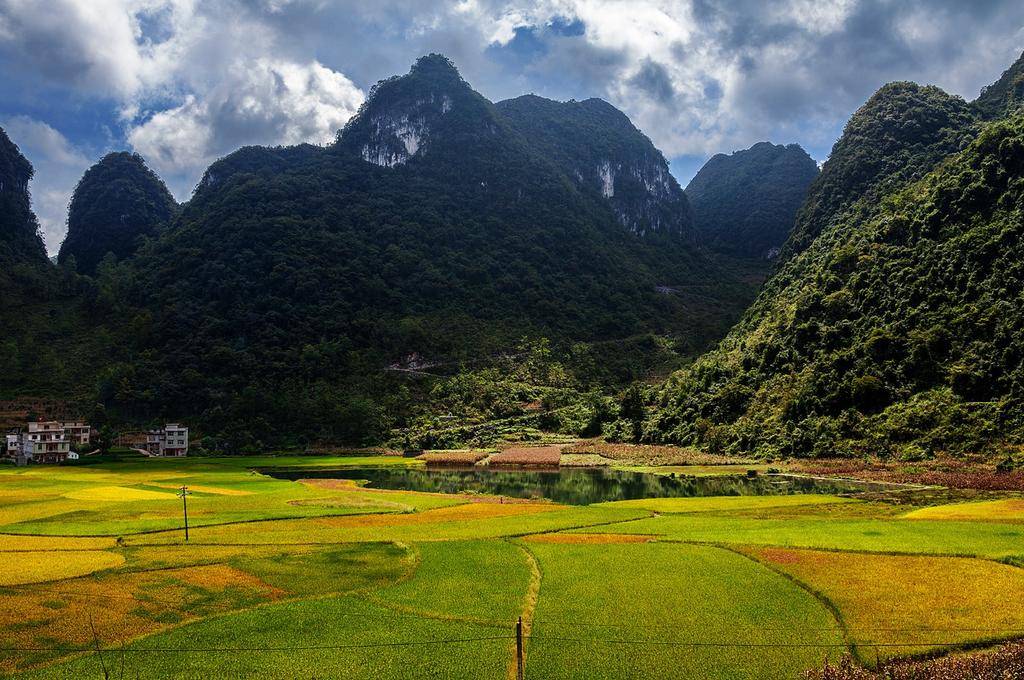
[1,455,1023,678]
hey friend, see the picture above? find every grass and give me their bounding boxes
[121,504,652,546]
[6,457,1024,678]
[902,498,1024,522]
[416,450,491,465]
[0,563,283,674]
[19,596,512,679]
[572,514,1024,557]
[747,547,1024,663]
[488,445,563,467]
[525,542,842,679]
[369,540,532,625]
[561,441,755,466]
[232,543,412,598]
[0,458,458,536]
[596,494,854,514]
[0,551,124,586]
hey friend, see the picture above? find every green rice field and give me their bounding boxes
[1,456,1023,678]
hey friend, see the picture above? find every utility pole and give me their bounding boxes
[516,616,524,680]
[177,485,191,541]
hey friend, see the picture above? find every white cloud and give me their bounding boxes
[0,116,93,255]
[127,58,364,196]
[2,0,1023,214]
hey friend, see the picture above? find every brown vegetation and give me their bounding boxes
[562,440,754,466]
[792,457,1024,491]
[806,645,1024,680]
[416,450,490,465]
[488,445,563,467]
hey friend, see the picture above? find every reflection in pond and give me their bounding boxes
[263,466,900,506]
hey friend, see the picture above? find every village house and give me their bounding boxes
[21,421,71,464]
[61,421,91,447]
[4,420,92,465]
[145,423,189,457]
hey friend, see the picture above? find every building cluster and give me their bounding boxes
[3,420,91,465]
[3,421,189,464]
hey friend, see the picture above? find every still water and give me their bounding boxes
[264,466,896,505]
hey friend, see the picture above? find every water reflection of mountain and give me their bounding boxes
[263,467,896,505]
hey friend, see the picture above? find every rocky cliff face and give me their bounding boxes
[0,126,46,266]
[334,54,502,172]
[497,95,694,240]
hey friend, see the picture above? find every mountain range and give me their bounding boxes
[642,51,1024,460]
[1,50,1022,459]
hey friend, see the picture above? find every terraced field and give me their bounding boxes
[1,457,1023,678]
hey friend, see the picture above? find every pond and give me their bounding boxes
[263,466,903,506]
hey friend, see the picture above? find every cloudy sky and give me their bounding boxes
[1,1,1023,254]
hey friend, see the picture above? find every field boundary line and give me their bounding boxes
[0,506,417,539]
[506,511,656,540]
[717,544,854,663]
[506,539,542,680]
[655,538,992,561]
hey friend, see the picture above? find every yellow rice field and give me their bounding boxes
[0,551,124,586]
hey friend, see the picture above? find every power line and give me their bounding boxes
[0,636,514,654]
[529,618,1024,633]
[525,636,1022,649]
[2,635,1018,655]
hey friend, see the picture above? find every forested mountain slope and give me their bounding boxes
[0,127,46,267]
[780,83,977,261]
[58,152,178,275]
[685,142,818,258]
[84,55,757,446]
[975,50,1024,120]
[646,110,1024,458]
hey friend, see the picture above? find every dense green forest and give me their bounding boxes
[0,127,47,272]
[59,152,178,275]
[685,142,818,259]
[0,55,761,451]
[779,83,978,261]
[639,56,1024,459]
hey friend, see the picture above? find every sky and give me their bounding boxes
[1,1,1023,254]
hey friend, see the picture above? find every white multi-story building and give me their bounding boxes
[145,424,189,457]
[22,421,70,464]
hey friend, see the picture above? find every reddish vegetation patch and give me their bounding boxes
[416,450,489,465]
[562,440,753,466]
[524,533,654,544]
[749,547,835,567]
[489,445,564,467]
[806,644,1024,679]
[794,458,1024,491]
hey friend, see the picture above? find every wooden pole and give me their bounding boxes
[179,485,190,542]
[516,616,524,680]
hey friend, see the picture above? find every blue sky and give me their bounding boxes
[1,0,1023,253]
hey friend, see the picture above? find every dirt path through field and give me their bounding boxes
[506,540,542,680]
